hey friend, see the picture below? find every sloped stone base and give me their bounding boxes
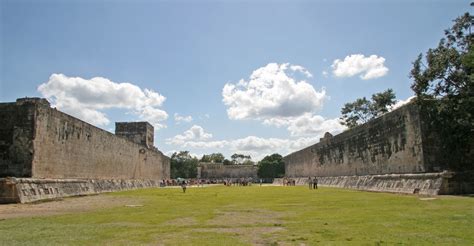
[0,178,161,204]
[273,172,469,196]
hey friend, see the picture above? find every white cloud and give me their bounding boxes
[222,63,326,120]
[287,114,345,137]
[289,65,313,78]
[166,125,213,145]
[165,125,342,161]
[332,54,388,80]
[174,113,193,124]
[38,74,168,128]
[391,96,416,110]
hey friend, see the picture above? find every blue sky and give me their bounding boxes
[0,0,470,160]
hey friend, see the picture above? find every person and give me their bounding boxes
[307,177,313,189]
[313,177,318,189]
[181,180,187,193]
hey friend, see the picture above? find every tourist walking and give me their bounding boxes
[313,177,318,189]
[181,180,187,193]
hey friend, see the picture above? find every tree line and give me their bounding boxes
[170,151,284,179]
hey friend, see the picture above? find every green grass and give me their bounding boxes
[1,186,473,245]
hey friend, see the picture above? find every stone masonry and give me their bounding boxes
[283,102,473,195]
[0,98,170,203]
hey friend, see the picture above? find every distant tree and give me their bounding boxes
[410,9,473,170]
[230,153,251,164]
[170,151,198,178]
[200,153,225,163]
[340,89,396,128]
[242,159,255,165]
[222,159,232,165]
[257,154,285,179]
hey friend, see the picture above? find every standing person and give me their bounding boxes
[313,177,318,189]
[181,180,187,193]
[307,177,313,189]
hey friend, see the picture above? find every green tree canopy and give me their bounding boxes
[340,89,396,128]
[200,153,225,163]
[230,153,252,164]
[170,151,198,179]
[410,9,473,170]
[257,153,285,179]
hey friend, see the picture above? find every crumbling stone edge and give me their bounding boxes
[273,171,471,196]
[0,177,161,204]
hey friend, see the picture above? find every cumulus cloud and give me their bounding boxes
[166,125,213,145]
[391,96,416,110]
[165,125,341,160]
[38,74,168,128]
[222,63,345,137]
[222,63,326,120]
[174,113,193,124]
[332,54,389,80]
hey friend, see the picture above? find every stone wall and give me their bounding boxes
[0,177,162,203]
[0,98,170,181]
[198,163,258,179]
[284,103,438,177]
[273,172,454,196]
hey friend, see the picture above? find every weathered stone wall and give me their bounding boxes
[198,163,258,179]
[284,103,433,177]
[0,98,170,181]
[115,122,154,148]
[273,172,454,196]
[0,99,45,177]
[0,177,162,203]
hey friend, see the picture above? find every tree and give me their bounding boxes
[257,153,285,179]
[230,153,251,164]
[170,151,198,178]
[340,89,396,128]
[200,153,225,163]
[410,9,474,170]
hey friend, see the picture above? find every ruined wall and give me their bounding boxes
[0,99,46,177]
[198,163,258,179]
[273,172,454,196]
[0,177,163,203]
[284,103,434,177]
[115,122,154,148]
[0,98,170,180]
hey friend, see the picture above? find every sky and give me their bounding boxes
[0,0,470,160]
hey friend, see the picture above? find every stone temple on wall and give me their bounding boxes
[0,98,170,203]
[281,101,473,195]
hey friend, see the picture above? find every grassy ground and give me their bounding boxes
[0,185,473,245]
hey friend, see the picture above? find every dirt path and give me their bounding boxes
[0,194,139,219]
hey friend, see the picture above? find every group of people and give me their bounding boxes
[282,177,296,186]
[308,176,318,189]
[223,177,255,186]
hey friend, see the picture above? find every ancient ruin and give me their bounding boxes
[0,98,170,203]
[197,162,258,180]
[282,102,473,195]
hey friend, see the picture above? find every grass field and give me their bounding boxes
[0,185,473,245]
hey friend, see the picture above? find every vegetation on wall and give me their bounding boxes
[340,89,396,128]
[410,9,473,170]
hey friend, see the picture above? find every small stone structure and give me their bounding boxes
[0,98,170,203]
[197,162,258,179]
[283,102,473,195]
